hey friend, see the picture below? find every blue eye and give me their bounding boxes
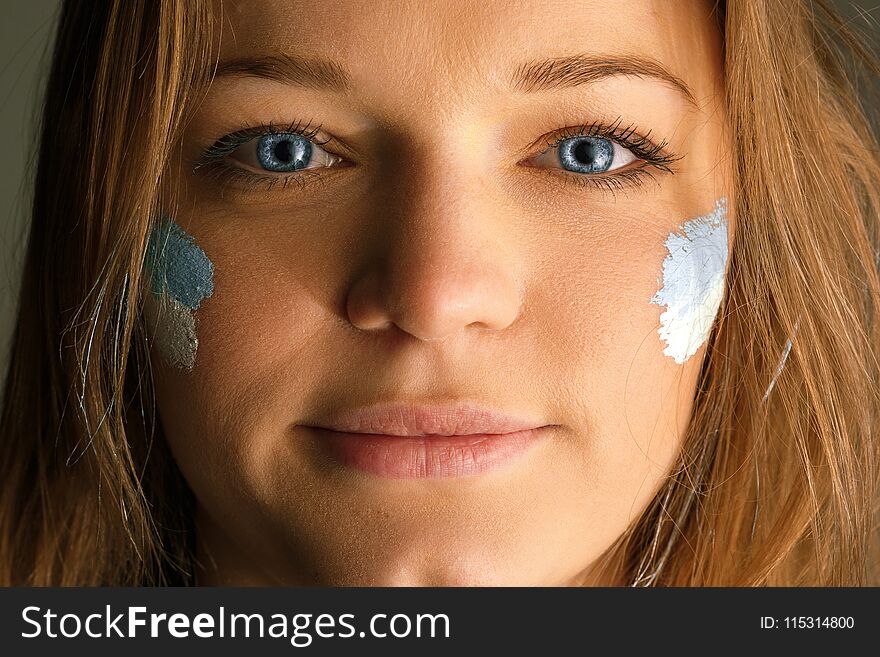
[530,134,639,175]
[558,136,614,173]
[256,133,312,172]
[207,128,342,176]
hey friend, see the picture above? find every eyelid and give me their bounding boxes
[519,118,680,171]
[225,134,342,175]
[528,137,639,173]
[194,119,354,172]
[514,120,681,194]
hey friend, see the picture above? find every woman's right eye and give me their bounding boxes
[223,131,342,174]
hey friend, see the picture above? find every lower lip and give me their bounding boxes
[304,426,552,478]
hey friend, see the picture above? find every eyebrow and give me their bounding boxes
[214,54,351,91]
[510,54,698,108]
[213,52,697,108]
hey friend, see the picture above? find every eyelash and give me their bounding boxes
[536,117,681,193]
[194,118,338,192]
[194,116,681,194]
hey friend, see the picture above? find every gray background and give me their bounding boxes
[0,1,878,380]
[0,0,57,380]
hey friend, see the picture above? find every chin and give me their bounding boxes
[365,560,508,587]
[318,540,559,587]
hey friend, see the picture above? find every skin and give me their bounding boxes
[153,0,732,585]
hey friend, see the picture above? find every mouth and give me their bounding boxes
[300,402,556,479]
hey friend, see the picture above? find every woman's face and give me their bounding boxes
[152,0,731,585]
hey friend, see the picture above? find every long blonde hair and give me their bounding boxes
[1,0,878,585]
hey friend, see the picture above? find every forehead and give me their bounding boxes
[215,0,722,104]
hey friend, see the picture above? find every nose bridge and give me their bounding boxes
[346,136,523,342]
[392,143,487,258]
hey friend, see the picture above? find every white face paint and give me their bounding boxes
[651,198,729,364]
[145,293,199,370]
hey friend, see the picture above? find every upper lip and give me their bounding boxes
[306,402,550,436]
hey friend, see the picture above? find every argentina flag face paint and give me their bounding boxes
[144,218,215,370]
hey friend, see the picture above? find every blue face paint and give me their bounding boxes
[144,218,215,370]
[146,219,214,309]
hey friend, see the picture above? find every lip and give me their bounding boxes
[301,402,554,478]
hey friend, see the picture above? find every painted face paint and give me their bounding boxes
[144,218,214,370]
[651,198,729,364]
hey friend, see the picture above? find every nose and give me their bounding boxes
[345,167,523,342]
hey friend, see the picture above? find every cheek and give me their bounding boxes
[537,204,723,514]
[147,228,330,493]
[155,255,323,427]
[191,265,319,385]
